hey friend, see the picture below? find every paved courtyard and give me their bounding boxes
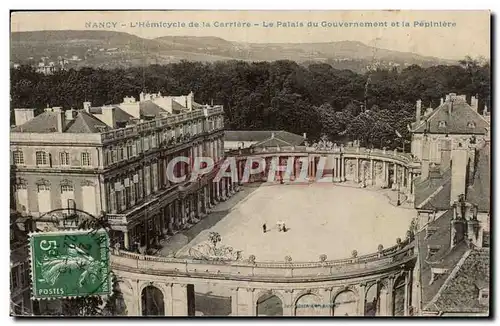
[178,183,416,262]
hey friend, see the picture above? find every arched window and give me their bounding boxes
[256,293,283,316]
[141,285,164,316]
[333,290,357,316]
[295,293,323,316]
[364,284,378,316]
[392,277,406,316]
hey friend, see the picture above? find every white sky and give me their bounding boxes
[11,10,490,61]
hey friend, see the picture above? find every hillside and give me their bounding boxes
[10,30,455,72]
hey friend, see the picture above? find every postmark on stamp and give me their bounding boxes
[29,229,111,300]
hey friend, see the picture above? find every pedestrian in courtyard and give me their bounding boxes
[282,223,287,232]
[263,223,267,233]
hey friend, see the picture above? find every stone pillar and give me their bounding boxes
[123,230,130,249]
[282,290,294,316]
[386,276,395,316]
[404,271,412,316]
[215,180,220,202]
[341,157,346,181]
[237,288,256,316]
[180,199,186,226]
[392,164,398,190]
[172,283,188,316]
[370,159,374,186]
[195,191,201,218]
[357,283,366,316]
[355,158,360,183]
[167,204,174,235]
[320,288,333,316]
[230,287,239,316]
[121,280,140,316]
[382,161,387,187]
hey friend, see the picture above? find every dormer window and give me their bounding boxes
[478,289,489,306]
[427,245,441,259]
[467,122,476,129]
[438,121,447,128]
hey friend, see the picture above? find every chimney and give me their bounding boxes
[440,98,444,106]
[140,92,145,102]
[421,136,430,180]
[470,95,478,112]
[65,109,76,121]
[416,99,422,123]
[271,132,275,139]
[450,142,468,205]
[14,108,35,126]
[187,91,194,110]
[54,107,65,132]
[83,101,92,112]
[101,106,116,128]
[303,132,307,139]
[439,138,451,173]
[450,198,468,249]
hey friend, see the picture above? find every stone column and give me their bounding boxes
[357,283,366,316]
[123,230,130,250]
[172,283,188,316]
[404,271,412,316]
[386,276,395,316]
[164,283,174,316]
[370,159,374,186]
[392,164,398,190]
[167,204,174,235]
[180,199,186,226]
[355,158,360,183]
[215,180,220,202]
[341,157,346,181]
[320,288,333,316]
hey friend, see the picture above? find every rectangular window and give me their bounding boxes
[59,152,70,166]
[136,139,142,154]
[144,136,150,151]
[111,148,117,163]
[37,184,51,213]
[15,184,28,213]
[127,143,133,158]
[118,147,124,161]
[81,152,91,166]
[35,151,48,166]
[130,182,136,204]
[151,134,157,148]
[13,151,24,165]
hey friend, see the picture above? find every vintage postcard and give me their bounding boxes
[10,10,490,317]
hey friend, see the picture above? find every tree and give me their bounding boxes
[209,232,221,248]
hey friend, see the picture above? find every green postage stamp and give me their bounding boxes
[29,229,111,300]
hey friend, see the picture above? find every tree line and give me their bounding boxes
[10,57,490,150]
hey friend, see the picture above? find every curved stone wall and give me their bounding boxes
[110,145,420,316]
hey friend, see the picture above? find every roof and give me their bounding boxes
[65,111,110,133]
[467,141,490,212]
[139,100,167,117]
[414,168,451,211]
[224,130,305,145]
[89,106,134,123]
[426,249,490,313]
[417,210,471,310]
[411,98,489,135]
[11,111,59,133]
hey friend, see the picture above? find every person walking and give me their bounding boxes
[282,223,287,232]
[262,223,267,233]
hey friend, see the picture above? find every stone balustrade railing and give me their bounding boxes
[100,107,223,143]
[111,241,415,280]
[231,145,419,166]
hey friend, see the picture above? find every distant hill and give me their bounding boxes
[10,30,456,72]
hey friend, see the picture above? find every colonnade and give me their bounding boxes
[115,268,414,317]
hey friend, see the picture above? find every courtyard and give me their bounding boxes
[176,183,416,262]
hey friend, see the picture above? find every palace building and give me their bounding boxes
[10,91,236,252]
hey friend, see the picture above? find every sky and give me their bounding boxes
[11,10,491,60]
